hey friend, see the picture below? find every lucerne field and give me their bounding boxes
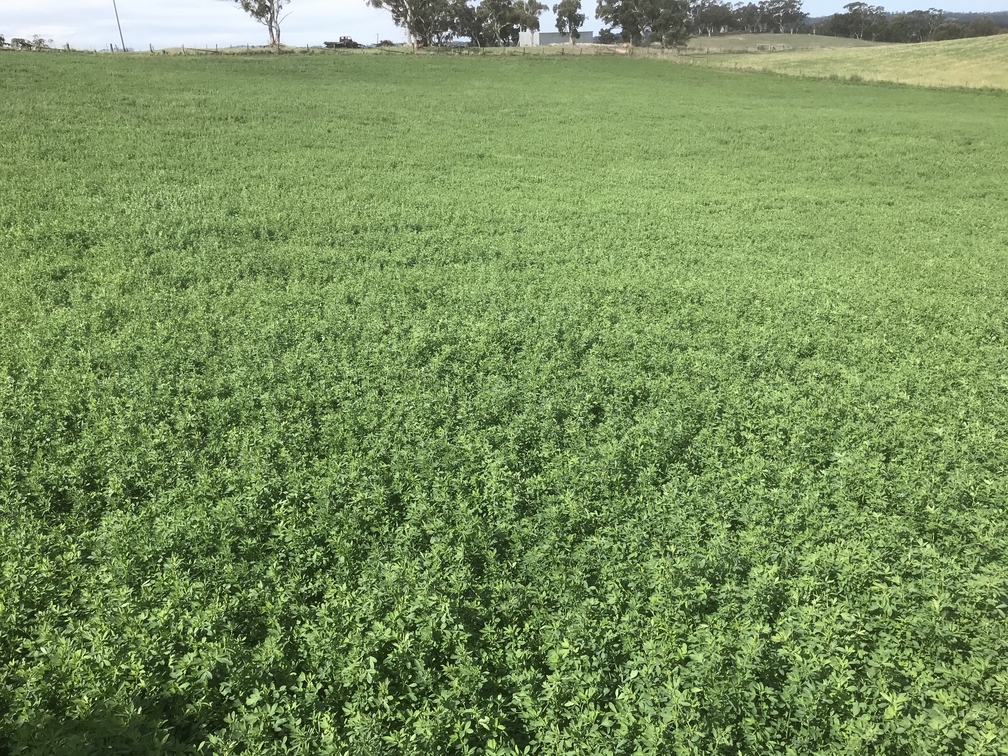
[1,52,1007,754]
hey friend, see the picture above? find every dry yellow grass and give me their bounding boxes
[693,33,1008,89]
[683,32,880,53]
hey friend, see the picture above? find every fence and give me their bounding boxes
[4,42,822,58]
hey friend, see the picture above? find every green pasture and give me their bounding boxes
[1,53,1007,754]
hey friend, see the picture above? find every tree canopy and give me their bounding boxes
[553,0,586,42]
[368,0,547,47]
[596,0,690,46]
[363,0,1003,47]
[230,0,288,47]
[815,5,1003,42]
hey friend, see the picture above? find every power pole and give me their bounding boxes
[112,0,126,51]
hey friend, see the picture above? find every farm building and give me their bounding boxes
[519,30,594,46]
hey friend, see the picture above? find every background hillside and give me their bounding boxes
[689,32,1008,88]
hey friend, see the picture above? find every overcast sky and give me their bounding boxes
[2,0,1005,50]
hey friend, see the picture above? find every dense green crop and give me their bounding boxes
[1,52,1007,755]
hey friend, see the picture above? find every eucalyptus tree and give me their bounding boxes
[480,0,522,45]
[229,0,288,47]
[553,0,586,41]
[760,0,806,32]
[515,0,548,34]
[690,0,736,35]
[368,0,455,47]
[840,1,886,39]
[596,0,689,46]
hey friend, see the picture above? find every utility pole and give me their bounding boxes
[112,0,126,51]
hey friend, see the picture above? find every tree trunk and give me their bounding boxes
[404,1,417,51]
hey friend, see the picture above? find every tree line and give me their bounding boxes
[232,0,1003,47]
[363,0,545,48]
[7,0,1002,54]
[362,0,698,48]
[814,4,1006,42]
[681,1,1005,40]
[221,0,696,48]
[684,0,806,37]
[361,0,819,47]
[0,35,52,51]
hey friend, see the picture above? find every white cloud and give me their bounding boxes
[2,0,1005,50]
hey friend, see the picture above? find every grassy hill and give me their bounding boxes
[693,32,1008,89]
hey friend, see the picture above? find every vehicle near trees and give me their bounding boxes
[325,36,363,47]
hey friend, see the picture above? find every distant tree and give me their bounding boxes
[967,16,1000,36]
[652,0,692,44]
[450,0,483,44]
[885,7,942,41]
[596,0,642,43]
[514,0,548,32]
[446,0,519,46]
[553,0,585,41]
[841,1,886,39]
[429,0,459,44]
[923,6,946,36]
[597,0,688,45]
[929,21,964,40]
[229,0,288,47]
[734,2,763,31]
[597,26,617,41]
[480,0,520,45]
[759,0,805,32]
[0,35,5,48]
[368,0,455,47]
[690,0,736,35]
[818,5,984,41]
[818,10,849,36]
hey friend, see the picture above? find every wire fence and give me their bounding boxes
[6,40,824,57]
